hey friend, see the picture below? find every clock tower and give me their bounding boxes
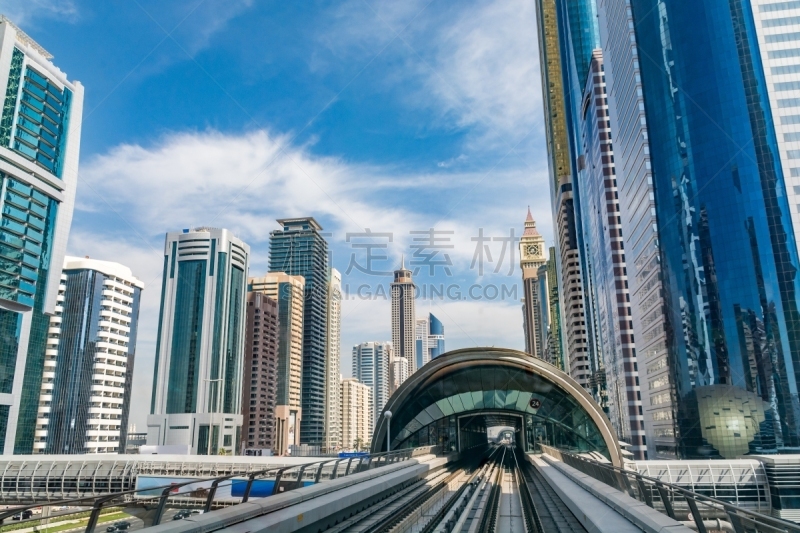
[519,208,547,358]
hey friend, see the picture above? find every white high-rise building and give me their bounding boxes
[752,0,800,252]
[34,257,143,454]
[340,378,371,451]
[352,342,391,427]
[324,268,342,452]
[0,17,84,455]
[389,355,408,395]
[391,259,416,373]
[148,228,249,455]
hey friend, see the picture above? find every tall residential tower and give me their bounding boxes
[352,341,391,428]
[269,218,329,446]
[239,291,279,454]
[249,272,304,456]
[324,268,342,452]
[35,257,143,454]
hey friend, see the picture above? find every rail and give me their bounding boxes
[0,446,440,533]
[539,445,800,533]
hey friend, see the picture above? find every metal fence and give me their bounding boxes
[539,445,799,533]
[0,445,441,533]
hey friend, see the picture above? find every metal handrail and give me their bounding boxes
[539,445,800,533]
[0,446,436,533]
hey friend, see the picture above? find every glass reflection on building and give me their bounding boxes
[621,0,800,457]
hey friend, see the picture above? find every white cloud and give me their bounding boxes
[2,0,78,25]
[422,0,541,145]
[320,0,542,153]
[71,128,547,428]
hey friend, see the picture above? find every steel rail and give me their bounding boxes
[476,447,506,533]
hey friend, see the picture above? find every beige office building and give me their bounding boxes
[249,273,304,455]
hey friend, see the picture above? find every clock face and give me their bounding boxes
[526,244,540,256]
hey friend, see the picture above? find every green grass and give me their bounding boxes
[0,510,130,533]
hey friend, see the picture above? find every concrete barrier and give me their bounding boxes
[144,454,452,533]
[529,454,693,533]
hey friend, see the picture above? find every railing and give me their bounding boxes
[539,445,800,533]
[0,446,441,533]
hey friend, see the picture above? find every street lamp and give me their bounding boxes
[384,411,392,453]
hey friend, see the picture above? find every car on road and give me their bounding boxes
[116,521,131,530]
[106,526,117,532]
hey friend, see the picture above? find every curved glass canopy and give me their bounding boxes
[372,348,622,465]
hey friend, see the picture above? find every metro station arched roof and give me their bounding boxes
[371,347,623,466]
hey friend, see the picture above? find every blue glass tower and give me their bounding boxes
[428,313,445,359]
[580,0,800,458]
[269,217,329,447]
[0,18,83,455]
[626,0,800,457]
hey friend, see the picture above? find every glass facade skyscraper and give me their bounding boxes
[0,17,83,455]
[148,228,249,455]
[269,217,329,446]
[539,0,800,458]
[625,0,800,458]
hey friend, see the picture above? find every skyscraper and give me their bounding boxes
[414,318,429,370]
[324,268,342,452]
[545,247,564,370]
[0,17,84,455]
[352,341,391,427]
[341,378,371,451]
[269,217,329,446]
[428,313,445,360]
[240,291,279,454]
[538,0,800,458]
[389,352,408,395]
[536,264,550,363]
[249,272,304,456]
[534,0,597,394]
[519,209,547,358]
[34,257,143,454]
[574,49,645,459]
[415,313,445,369]
[751,0,800,253]
[148,228,249,455]
[391,259,416,372]
[606,0,800,458]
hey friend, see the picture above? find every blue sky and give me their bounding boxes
[7,0,552,429]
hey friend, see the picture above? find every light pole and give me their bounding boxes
[203,378,223,454]
[384,411,392,453]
